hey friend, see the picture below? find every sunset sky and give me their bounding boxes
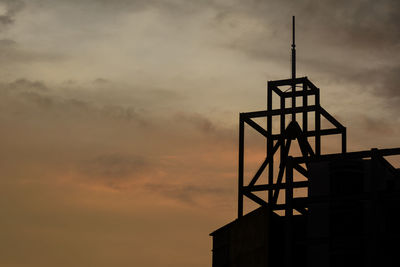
[0,0,399,266]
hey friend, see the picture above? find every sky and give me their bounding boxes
[0,0,399,266]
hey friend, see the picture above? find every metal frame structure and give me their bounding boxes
[213,16,400,267]
[237,76,400,267]
[238,76,347,218]
[237,74,400,267]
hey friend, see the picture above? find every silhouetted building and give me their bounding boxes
[210,17,400,267]
[211,156,400,266]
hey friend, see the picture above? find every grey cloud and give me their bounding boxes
[207,0,400,95]
[344,64,400,100]
[0,38,15,46]
[36,0,216,21]
[169,111,236,151]
[58,81,184,116]
[174,112,216,133]
[0,80,87,116]
[13,0,399,67]
[295,60,400,104]
[145,183,230,205]
[7,78,49,92]
[360,115,396,136]
[0,0,24,29]
[100,105,147,124]
[0,79,150,123]
[92,78,110,85]
[366,66,400,99]
[345,113,400,151]
[215,0,400,53]
[208,0,400,110]
[0,79,234,133]
[379,66,400,99]
[0,38,65,65]
[78,153,149,189]
[0,78,237,196]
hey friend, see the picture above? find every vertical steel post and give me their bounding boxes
[267,83,274,203]
[238,114,244,218]
[285,156,294,267]
[280,94,286,163]
[291,16,296,122]
[302,82,308,133]
[342,127,347,154]
[369,148,378,267]
[315,89,321,156]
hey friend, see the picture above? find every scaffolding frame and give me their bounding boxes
[237,76,400,267]
[238,76,347,218]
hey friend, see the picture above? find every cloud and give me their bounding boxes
[0,78,237,193]
[47,0,214,15]
[0,79,151,124]
[0,38,65,67]
[349,64,400,98]
[207,0,400,107]
[0,2,398,266]
[77,153,149,190]
[174,112,216,133]
[145,183,230,205]
[0,0,24,30]
[360,115,396,135]
[213,0,400,54]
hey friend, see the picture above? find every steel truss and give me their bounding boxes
[237,76,400,267]
[238,76,347,217]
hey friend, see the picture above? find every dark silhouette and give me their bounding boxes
[210,16,400,267]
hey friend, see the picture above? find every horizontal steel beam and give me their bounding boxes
[283,89,317,98]
[294,147,400,164]
[244,180,309,192]
[268,76,308,87]
[242,105,317,118]
[271,128,344,140]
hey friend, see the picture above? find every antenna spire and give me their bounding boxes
[291,16,296,121]
[291,16,296,80]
